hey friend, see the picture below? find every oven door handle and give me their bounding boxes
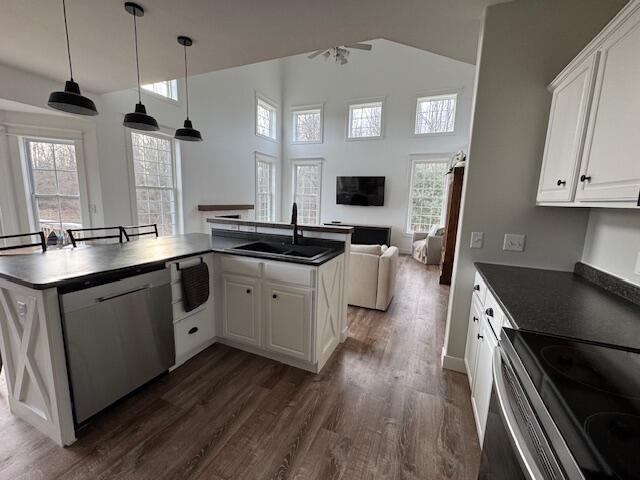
[493,349,547,480]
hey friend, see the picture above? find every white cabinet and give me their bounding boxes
[578,6,640,202]
[537,1,640,207]
[537,54,598,203]
[222,274,261,347]
[264,282,312,361]
[464,298,482,390]
[471,318,495,445]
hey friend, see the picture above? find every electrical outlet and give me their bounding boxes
[470,232,484,249]
[503,234,526,252]
[635,253,640,275]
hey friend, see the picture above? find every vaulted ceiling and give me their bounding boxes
[0,0,506,93]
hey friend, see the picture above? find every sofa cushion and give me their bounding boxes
[351,244,382,256]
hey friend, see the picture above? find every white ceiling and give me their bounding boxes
[0,0,505,94]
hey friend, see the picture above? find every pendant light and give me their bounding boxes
[122,2,159,131]
[175,36,203,142]
[48,0,98,116]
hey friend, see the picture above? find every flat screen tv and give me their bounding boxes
[336,176,385,206]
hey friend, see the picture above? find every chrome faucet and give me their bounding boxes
[291,202,302,245]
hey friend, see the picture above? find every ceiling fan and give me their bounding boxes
[307,43,373,65]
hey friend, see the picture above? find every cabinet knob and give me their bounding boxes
[272,294,278,299]
[473,285,480,291]
[477,334,484,340]
[580,174,592,182]
[188,327,199,335]
[246,289,251,294]
[485,308,494,317]
[473,316,478,323]
[556,179,566,186]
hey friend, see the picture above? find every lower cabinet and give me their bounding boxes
[222,274,261,347]
[464,298,482,390]
[263,282,312,361]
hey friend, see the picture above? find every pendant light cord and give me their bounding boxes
[62,0,73,80]
[133,12,141,103]
[183,45,190,120]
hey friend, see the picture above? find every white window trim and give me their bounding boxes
[255,92,279,142]
[291,104,324,145]
[411,89,461,138]
[16,131,92,233]
[291,158,323,225]
[345,97,385,141]
[404,153,452,236]
[140,79,180,104]
[254,152,278,222]
[125,128,183,235]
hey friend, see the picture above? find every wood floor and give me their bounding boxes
[0,256,480,480]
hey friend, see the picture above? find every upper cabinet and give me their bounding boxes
[537,1,640,208]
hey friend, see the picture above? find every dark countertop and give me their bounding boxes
[207,217,354,234]
[475,262,640,350]
[0,232,345,290]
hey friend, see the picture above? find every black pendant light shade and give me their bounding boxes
[175,36,203,142]
[123,2,159,132]
[48,0,98,116]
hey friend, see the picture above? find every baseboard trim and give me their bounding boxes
[441,353,467,373]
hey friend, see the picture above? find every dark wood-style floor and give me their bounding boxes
[0,256,480,480]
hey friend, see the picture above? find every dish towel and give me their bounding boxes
[180,261,210,312]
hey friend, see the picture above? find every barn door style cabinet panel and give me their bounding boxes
[537,0,640,208]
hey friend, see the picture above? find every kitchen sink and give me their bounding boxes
[233,241,331,260]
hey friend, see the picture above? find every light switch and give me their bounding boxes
[503,234,526,252]
[470,232,484,249]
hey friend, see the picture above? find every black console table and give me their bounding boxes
[324,222,391,245]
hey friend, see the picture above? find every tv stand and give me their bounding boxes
[324,222,391,245]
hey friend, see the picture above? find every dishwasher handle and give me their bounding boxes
[96,285,150,303]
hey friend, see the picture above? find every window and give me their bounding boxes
[292,160,322,225]
[255,153,276,222]
[348,100,383,139]
[414,93,457,135]
[407,158,449,233]
[25,139,83,238]
[141,80,178,101]
[292,106,323,143]
[255,95,277,140]
[130,132,179,236]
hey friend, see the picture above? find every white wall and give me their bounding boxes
[281,40,475,251]
[442,0,626,368]
[582,209,640,286]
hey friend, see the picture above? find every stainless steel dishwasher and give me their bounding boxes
[60,266,174,424]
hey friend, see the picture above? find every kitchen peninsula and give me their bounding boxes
[0,223,352,447]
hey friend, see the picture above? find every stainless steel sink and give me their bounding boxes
[233,241,331,260]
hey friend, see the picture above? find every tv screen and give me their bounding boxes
[336,176,385,206]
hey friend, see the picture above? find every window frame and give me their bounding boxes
[291,104,324,145]
[141,79,179,103]
[125,129,183,236]
[411,90,460,137]
[346,97,385,141]
[20,135,91,235]
[255,93,279,141]
[254,152,277,222]
[291,158,323,225]
[405,154,452,235]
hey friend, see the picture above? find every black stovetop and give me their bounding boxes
[505,328,640,479]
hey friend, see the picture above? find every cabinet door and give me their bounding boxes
[472,320,495,445]
[464,299,482,389]
[222,274,261,347]
[537,54,598,203]
[578,7,640,202]
[263,282,313,361]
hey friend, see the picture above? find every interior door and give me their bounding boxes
[577,7,640,202]
[222,274,261,347]
[537,53,598,203]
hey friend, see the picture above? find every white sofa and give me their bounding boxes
[348,244,399,311]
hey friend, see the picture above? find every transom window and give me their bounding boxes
[255,153,276,222]
[25,139,82,239]
[292,106,322,143]
[256,96,277,140]
[414,93,457,135]
[407,158,449,233]
[292,161,322,225]
[348,100,383,139]
[131,132,179,236]
[142,80,178,101]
